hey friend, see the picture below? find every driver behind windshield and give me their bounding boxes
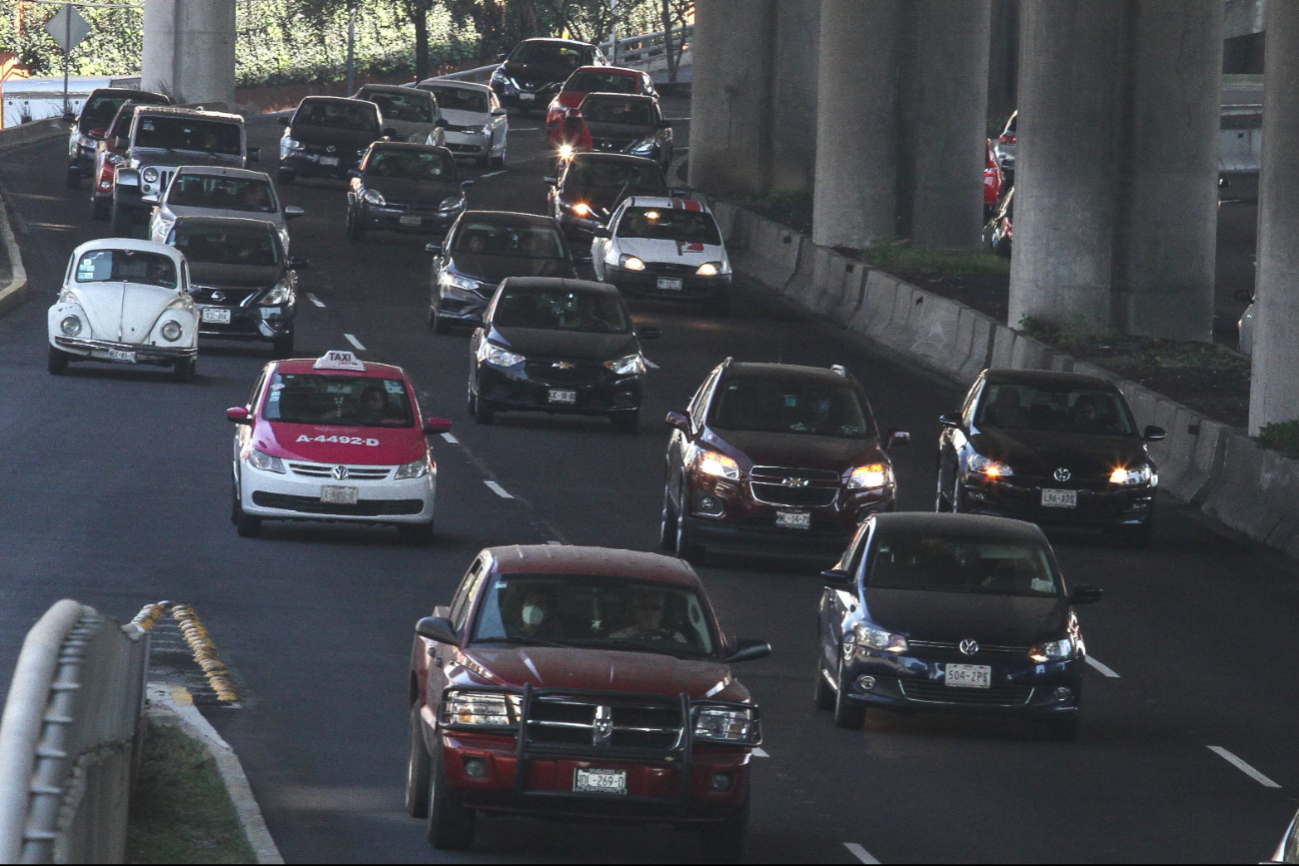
[610,588,689,644]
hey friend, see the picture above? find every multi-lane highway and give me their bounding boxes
[0,95,1296,863]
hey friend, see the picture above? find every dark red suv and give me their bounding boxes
[662,360,910,562]
[406,545,769,860]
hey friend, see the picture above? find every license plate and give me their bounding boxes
[399,215,422,227]
[573,768,626,795]
[776,511,811,530]
[201,308,231,324]
[1041,488,1078,509]
[107,348,136,363]
[520,93,536,102]
[656,276,684,292]
[321,485,359,505]
[320,156,340,167]
[548,389,577,405]
[945,664,992,689]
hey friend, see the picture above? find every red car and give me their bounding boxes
[91,102,153,222]
[406,544,769,860]
[984,138,1003,219]
[545,65,658,131]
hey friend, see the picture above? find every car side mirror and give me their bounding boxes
[415,616,459,646]
[435,118,449,128]
[226,407,251,424]
[939,412,963,429]
[284,205,305,220]
[543,176,558,186]
[821,568,852,587]
[287,257,309,271]
[725,638,771,664]
[665,411,691,434]
[886,429,911,449]
[278,116,291,127]
[425,242,442,255]
[1070,586,1103,606]
[383,127,398,139]
[63,112,77,123]
[247,147,261,163]
[1143,425,1167,442]
[116,168,140,189]
[425,417,453,435]
[637,326,661,341]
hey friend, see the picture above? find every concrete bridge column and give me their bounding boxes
[1249,1,1299,433]
[769,0,820,193]
[142,0,236,107]
[140,0,176,97]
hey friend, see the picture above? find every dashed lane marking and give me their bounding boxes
[484,480,514,499]
[307,293,325,308]
[752,747,769,758]
[644,357,661,370]
[1208,747,1281,788]
[344,333,366,351]
[478,170,507,178]
[440,432,459,444]
[1085,655,1120,678]
[844,842,880,865]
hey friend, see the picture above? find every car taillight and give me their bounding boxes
[1000,134,1016,144]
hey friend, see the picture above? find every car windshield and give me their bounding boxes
[510,41,590,68]
[453,222,565,260]
[75,249,178,289]
[472,573,715,659]
[975,383,1134,435]
[867,533,1060,598]
[581,97,654,126]
[81,95,129,129]
[109,108,138,139]
[366,149,457,181]
[172,225,279,267]
[567,72,638,94]
[711,376,876,439]
[135,116,242,155]
[618,207,721,245]
[167,175,276,214]
[422,86,488,114]
[493,286,631,333]
[566,160,664,191]
[360,90,434,123]
[263,374,414,428]
[294,100,379,132]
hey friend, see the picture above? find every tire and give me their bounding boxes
[610,410,639,434]
[346,208,366,242]
[814,658,836,711]
[698,791,749,863]
[111,201,134,236]
[832,659,867,729]
[950,473,964,514]
[272,334,294,359]
[659,483,678,552]
[674,490,705,565]
[173,357,195,383]
[47,345,69,375]
[935,465,951,513]
[475,154,490,169]
[491,153,505,168]
[235,498,261,538]
[429,303,449,334]
[475,399,495,425]
[466,388,478,417]
[278,168,296,185]
[405,706,432,818]
[399,521,435,545]
[426,739,476,850]
[66,169,81,190]
[92,197,111,222]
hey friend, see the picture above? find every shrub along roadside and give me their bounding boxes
[1256,421,1299,461]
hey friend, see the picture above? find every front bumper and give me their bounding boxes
[196,304,294,343]
[240,461,435,525]
[281,150,361,178]
[359,202,460,234]
[52,335,196,366]
[606,265,731,303]
[958,475,1155,529]
[443,131,493,158]
[476,362,643,417]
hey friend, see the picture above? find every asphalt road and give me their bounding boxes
[0,96,1296,864]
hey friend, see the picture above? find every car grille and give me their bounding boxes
[907,641,1033,659]
[643,262,698,277]
[749,465,841,508]
[288,463,392,480]
[526,694,684,751]
[522,358,607,386]
[192,287,260,307]
[898,680,1035,706]
[444,124,483,134]
[251,492,423,516]
[383,198,447,215]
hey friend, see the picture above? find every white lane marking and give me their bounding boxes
[844,842,880,865]
[752,747,769,758]
[1085,655,1120,678]
[344,333,366,351]
[643,357,661,370]
[478,170,507,179]
[484,480,514,499]
[440,432,459,444]
[307,293,325,308]
[1208,747,1281,788]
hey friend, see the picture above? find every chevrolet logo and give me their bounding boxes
[780,478,811,488]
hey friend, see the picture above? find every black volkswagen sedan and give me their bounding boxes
[427,211,576,333]
[346,143,469,240]
[578,93,673,170]
[468,278,657,432]
[816,513,1101,738]
[937,370,1165,545]
[546,152,671,241]
[491,38,603,112]
[279,96,393,182]
[168,216,303,357]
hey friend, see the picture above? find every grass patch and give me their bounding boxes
[862,240,1011,276]
[1257,421,1299,460]
[127,718,255,864]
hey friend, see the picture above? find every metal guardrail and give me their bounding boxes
[0,601,151,864]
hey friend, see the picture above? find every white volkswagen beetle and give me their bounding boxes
[48,238,199,381]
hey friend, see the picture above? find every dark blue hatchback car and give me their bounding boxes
[815,513,1101,738]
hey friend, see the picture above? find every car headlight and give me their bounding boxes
[283,137,305,151]
[142,167,159,183]
[478,341,525,368]
[853,622,909,654]
[394,457,432,480]
[442,691,519,727]
[967,453,1013,478]
[695,449,741,481]
[693,705,758,744]
[1029,636,1075,663]
[441,272,484,297]
[1110,464,1154,486]
[571,202,591,217]
[106,153,124,166]
[60,316,82,337]
[260,282,293,307]
[362,189,386,207]
[480,124,492,137]
[557,143,575,161]
[604,354,645,376]
[696,262,722,277]
[438,195,464,212]
[627,137,656,156]
[160,320,183,342]
[847,462,891,490]
[620,255,646,272]
[247,448,286,474]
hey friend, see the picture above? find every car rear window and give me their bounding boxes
[263,374,413,428]
[294,100,380,132]
[172,225,280,267]
[168,174,276,214]
[618,207,720,245]
[581,96,654,126]
[360,90,434,123]
[975,383,1134,436]
[493,286,630,334]
[135,116,243,156]
[75,249,178,289]
[568,72,638,94]
[710,377,875,439]
[421,86,488,114]
[867,534,1060,598]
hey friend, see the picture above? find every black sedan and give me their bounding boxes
[468,277,658,432]
[545,152,674,241]
[279,96,394,182]
[937,370,1165,545]
[490,38,603,113]
[167,216,304,357]
[817,513,1102,738]
[426,211,576,333]
[577,93,673,171]
[346,143,470,241]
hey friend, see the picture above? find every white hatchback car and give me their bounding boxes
[591,196,733,315]
[416,80,508,168]
[148,166,303,254]
[354,84,448,146]
[48,239,199,381]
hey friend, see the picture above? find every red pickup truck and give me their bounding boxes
[406,545,770,860]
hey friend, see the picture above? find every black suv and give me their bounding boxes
[546,152,672,241]
[279,96,394,182]
[346,143,470,241]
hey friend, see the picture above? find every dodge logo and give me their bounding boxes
[593,705,614,746]
[332,465,350,480]
[1054,468,1072,483]
[959,639,980,656]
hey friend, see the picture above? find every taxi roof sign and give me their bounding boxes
[314,350,367,372]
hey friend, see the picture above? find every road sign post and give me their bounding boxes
[44,4,91,118]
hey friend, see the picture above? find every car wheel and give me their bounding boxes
[66,169,81,190]
[346,208,366,242]
[92,198,111,222]
[429,304,449,334]
[610,410,639,434]
[697,789,749,863]
[935,465,951,513]
[659,483,678,552]
[235,507,261,538]
[110,201,133,236]
[426,737,476,850]
[814,657,836,711]
[950,473,964,514]
[173,358,195,383]
[832,659,867,729]
[272,334,294,359]
[674,489,705,565]
[406,706,432,819]
[475,399,495,425]
[399,521,435,545]
[475,154,490,169]
[491,153,505,168]
[278,168,295,185]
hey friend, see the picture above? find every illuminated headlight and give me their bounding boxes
[283,137,305,151]
[1029,636,1075,663]
[968,453,1013,478]
[695,449,741,481]
[1109,464,1154,486]
[438,195,464,212]
[362,189,386,207]
[394,457,432,480]
[142,167,159,183]
[558,144,575,161]
[247,449,286,474]
[60,316,82,337]
[692,705,757,744]
[442,691,519,727]
[478,341,525,368]
[847,462,891,490]
[619,255,646,272]
[853,623,909,654]
[160,320,183,342]
[696,262,721,277]
[441,272,484,297]
[571,202,591,217]
[259,283,293,307]
[627,137,656,156]
[604,354,645,376]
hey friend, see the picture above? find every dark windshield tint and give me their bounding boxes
[510,41,590,68]
[493,287,630,334]
[618,207,721,245]
[422,86,488,113]
[867,533,1060,598]
[360,90,434,123]
[76,249,178,289]
[711,376,875,439]
[365,149,457,181]
[294,100,379,132]
[263,374,413,427]
[81,95,129,129]
[135,116,242,155]
[581,97,653,126]
[453,221,565,260]
[975,383,1134,435]
[566,159,664,191]
[167,174,276,213]
[109,107,138,139]
[172,225,279,267]
[567,72,638,94]
[472,573,715,658]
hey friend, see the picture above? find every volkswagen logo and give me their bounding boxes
[210,291,225,303]
[326,144,337,154]
[592,705,614,746]
[1054,468,1072,483]
[780,478,811,489]
[332,465,350,481]
[959,639,980,656]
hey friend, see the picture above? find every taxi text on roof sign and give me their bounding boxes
[314,350,367,372]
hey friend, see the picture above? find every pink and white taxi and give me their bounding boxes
[226,350,452,542]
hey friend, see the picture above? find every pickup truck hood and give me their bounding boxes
[74,283,183,343]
